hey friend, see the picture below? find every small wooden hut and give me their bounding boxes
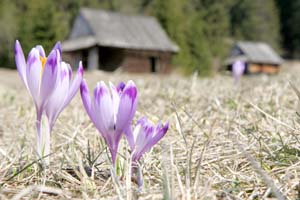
[62,8,179,73]
[225,41,283,74]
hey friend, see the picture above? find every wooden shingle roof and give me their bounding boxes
[62,8,179,52]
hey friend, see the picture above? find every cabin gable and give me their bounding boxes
[70,14,94,39]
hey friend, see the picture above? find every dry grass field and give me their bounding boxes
[1,62,300,199]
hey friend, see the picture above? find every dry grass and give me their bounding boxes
[1,62,300,199]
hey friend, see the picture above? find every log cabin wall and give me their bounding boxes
[63,48,173,73]
[261,64,279,74]
[248,63,279,74]
[120,49,172,73]
[248,63,262,73]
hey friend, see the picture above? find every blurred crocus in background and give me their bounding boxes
[80,80,137,166]
[126,117,169,187]
[15,40,83,165]
[232,60,245,84]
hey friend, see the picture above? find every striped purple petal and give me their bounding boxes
[39,49,59,108]
[144,121,169,153]
[131,118,169,162]
[52,42,62,59]
[15,40,28,89]
[116,80,137,131]
[45,62,71,130]
[26,48,42,108]
[80,79,94,122]
[36,45,46,57]
[93,81,114,133]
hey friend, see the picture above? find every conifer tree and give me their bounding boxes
[230,0,280,50]
[276,0,300,58]
[0,0,18,67]
[152,0,192,69]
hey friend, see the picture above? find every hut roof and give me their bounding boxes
[225,41,283,65]
[62,8,179,53]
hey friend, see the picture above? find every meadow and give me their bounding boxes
[1,62,300,199]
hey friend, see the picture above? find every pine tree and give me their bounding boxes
[186,12,212,75]
[192,0,231,71]
[17,0,65,54]
[230,0,280,50]
[276,0,300,58]
[152,0,192,69]
[0,0,18,67]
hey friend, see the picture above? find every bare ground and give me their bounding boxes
[1,62,300,199]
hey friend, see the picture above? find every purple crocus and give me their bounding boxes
[127,117,169,163]
[126,117,168,188]
[15,40,83,164]
[232,60,245,84]
[80,80,137,165]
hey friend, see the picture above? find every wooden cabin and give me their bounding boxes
[61,8,179,73]
[225,41,283,74]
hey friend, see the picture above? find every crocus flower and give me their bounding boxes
[126,117,168,188]
[15,40,83,165]
[232,60,245,84]
[127,117,169,163]
[80,80,137,165]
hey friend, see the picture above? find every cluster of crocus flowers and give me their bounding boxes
[80,80,138,165]
[80,79,168,186]
[15,40,83,165]
[15,40,169,187]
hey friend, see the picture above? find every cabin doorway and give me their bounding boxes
[98,47,125,71]
[150,56,158,73]
[82,50,88,70]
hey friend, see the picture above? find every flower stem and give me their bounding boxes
[132,161,143,190]
[136,164,143,190]
[36,114,51,166]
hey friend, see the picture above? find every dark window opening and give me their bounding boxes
[150,57,158,73]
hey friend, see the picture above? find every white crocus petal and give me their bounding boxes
[26,48,42,107]
[109,82,120,123]
[94,82,114,133]
[91,100,106,135]
[62,63,83,109]
[133,124,142,144]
